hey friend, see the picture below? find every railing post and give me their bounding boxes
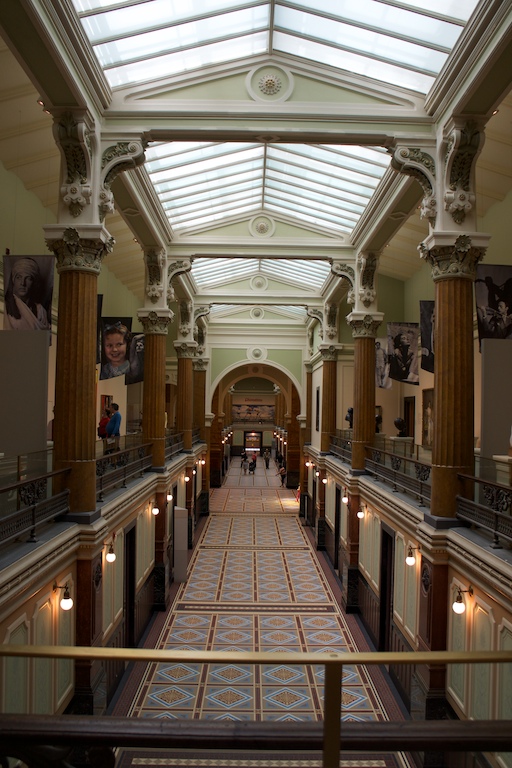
[323,660,342,768]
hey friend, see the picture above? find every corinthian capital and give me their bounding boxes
[45,225,114,275]
[138,308,174,334]
[347,311,383,339]
[419,233,489,282]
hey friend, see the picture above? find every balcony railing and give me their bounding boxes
[457,472,512,547]
[96,442,154,502]
[0,469,70,546]
[364,445,432,506]
[0,645,511,768]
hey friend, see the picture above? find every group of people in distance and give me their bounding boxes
[97,403,121,454]
[239,448,286,486]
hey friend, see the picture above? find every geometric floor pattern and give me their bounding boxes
[116,460,412,767]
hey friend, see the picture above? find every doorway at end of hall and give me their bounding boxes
[244,430,262,454]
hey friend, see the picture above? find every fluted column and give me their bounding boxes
[139,310,173,468]
[319,345,339,453]
[46,227,114,515]
[193,358,209,514]
[174,341,197,451]
[420,235,488,515]
[347,314,382,472]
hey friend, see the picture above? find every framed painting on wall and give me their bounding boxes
[422,389,434,448]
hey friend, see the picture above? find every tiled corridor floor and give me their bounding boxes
[114,459,411,766]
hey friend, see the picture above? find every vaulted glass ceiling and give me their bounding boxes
[71,0,480,291]
[73,0,478,93]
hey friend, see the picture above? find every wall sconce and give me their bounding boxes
[106,541,116,563]
[315,471,320,477]
[342,489,348,504]
[184,476,190,482]
[357,507,365,519]
[452,585,473,614]
[201,459,206,465]
[322,477,327,484]
[284,441,287,445]
[305,461,311,467]
[192,469,196,475]
[53,582,73,611]
[152,504,160,516]
[167,493,173,502]
[405,545,420,566]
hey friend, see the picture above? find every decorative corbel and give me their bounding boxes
[443,120,482,225]
[144,247,166,304]
[307,307,324,340]
[324,302,338,340]
[54,112,92,218]
[391,145,437,225]
[357,252,379,308]
[179,300,193,337]
[167,259,192,308]
[330,262,355,305]
[100,138,147,220]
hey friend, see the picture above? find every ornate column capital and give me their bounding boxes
[193,357,210,372]
[419,233,490,282]
[174,340,198,358]
[347,312,383,339]
[318,343,342,361]
[45,225,114,275]
[138,308,174,335]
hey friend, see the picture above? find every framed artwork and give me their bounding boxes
[422,389,434,447]
[101,394,113,412]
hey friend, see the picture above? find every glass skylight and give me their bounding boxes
[191,257,330,291]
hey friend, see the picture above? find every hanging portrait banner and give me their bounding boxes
[420,300,435,373]
[126,333,145,384]
[387,322,420,385]
[375,337,392,389]
[475,264,512,342]
[3,254,54,332]
[100,317,133,380]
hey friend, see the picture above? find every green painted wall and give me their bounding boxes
[211,348,247,383]
[266,348,302,382]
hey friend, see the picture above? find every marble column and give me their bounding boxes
[319,345,339,453]
[174,342,197,451]
[348,315,382,472]
[46,227,114,517]
[420,235,488,515]
[139,310,173,469]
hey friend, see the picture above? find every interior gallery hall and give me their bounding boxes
[0,1,512,767]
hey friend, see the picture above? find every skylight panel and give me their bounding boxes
[148,147,264,183]
[274,31,435,93]
[173,203,260,231]
[146,143,259,173]
[265,200,351,234]
[101,32,268,87]
[152,160,264,194]
[284,1,465,49]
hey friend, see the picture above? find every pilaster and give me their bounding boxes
[174,341,198,451]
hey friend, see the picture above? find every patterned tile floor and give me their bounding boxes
[116,459,411,767]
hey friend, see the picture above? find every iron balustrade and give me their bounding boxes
[165,431,184,460]
[364,446,432,507]
[457,472,512,548]
[0,469,70,545]
[0,645,511,768]
[96,443,153,502]
[329,435,352,463]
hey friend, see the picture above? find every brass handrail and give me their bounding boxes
[2,645,512,768]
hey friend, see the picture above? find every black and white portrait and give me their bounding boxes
[3,254,54,331]
[387,322,419,385]
[475,265,512,342]
[375,337,391,389]
[420,300,435,373]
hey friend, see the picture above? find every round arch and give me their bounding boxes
[208,361,303,419]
